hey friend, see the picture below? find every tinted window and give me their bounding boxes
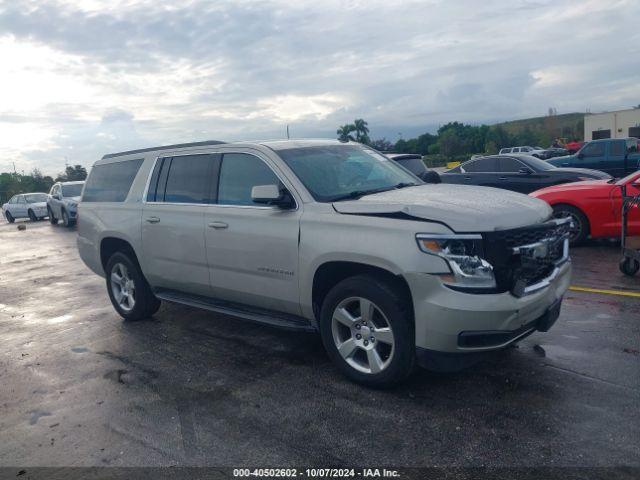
[463,157,497,172]
[83,159,143,202]
[610,141,624,156]
[498,157,525,173]
[61,184,83,197]
[24,194,48,203]
[218,153,280,206]
[396,158,427,175]
[582,142,605,157]
[163,155,213,204]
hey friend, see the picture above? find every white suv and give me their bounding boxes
[77,139,571,387]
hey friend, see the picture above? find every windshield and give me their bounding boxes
[24,193,48,203]
[61,183,84,197]
[277,145,419,202]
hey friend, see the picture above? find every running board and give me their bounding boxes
[154,289,316,332]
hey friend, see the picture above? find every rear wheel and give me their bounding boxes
[620,258,640,276]
[28,209,37,222]
[106,252,161,321]
[319,275,415,388]
[5,211,14,223]
[552,204,589,246]
[48,207,58,225]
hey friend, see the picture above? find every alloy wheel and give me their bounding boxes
[110,263,136,312]
[331,296,395,374]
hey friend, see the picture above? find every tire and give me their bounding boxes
[61,209,74,228]
[48,207,58,225]
[28,209,37,222]
[5,211,14,223]
[552,204,589,246]
[319,274,415,388]
[105,251,161,321]
[620,257,640,276]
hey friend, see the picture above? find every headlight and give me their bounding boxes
[416,234,496,289]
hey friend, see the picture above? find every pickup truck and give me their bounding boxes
[547,137,640,178]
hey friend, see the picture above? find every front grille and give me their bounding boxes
[483,219,570,295]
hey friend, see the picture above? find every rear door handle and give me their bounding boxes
[145,216,160,224]
[208,221,228,229]
[499,176,508,180]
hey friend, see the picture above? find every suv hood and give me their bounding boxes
[332,184,551,232]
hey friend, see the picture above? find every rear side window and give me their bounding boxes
[610,141,624,156]
[463,157,497,172]
[83,159,143,202]
[150,155,214,204]
[218,153,280,206]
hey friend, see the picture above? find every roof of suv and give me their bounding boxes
[56,181,85,185]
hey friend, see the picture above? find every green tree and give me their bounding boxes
[337,124,356,142]
[370,138,393,151]
[56,164,88,182]
[353,118,370,144]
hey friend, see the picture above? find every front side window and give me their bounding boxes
[396,158,427,176]
[162,155,213,204]
[218,153,280,206]
[277,145,418,202]
[17,196,25,204]
[498,157,525,173]
[8,196,17,204]
[83,158,143,202]
[61,184,84,197]
[24,194,48,203]
[582,142,605,157]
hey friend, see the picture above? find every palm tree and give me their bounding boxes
[337,124,356,142]
[353,118,369,143]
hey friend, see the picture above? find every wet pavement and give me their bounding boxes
[0,219,638,468]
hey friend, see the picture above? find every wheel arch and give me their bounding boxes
[100,236,142,274]
[311,260,414,324]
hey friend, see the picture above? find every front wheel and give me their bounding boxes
[620,257,640,276]
[28,209,37,222]
[106,252,161,321]
[319,275,415,388]
[552,204,589,246]
[61,209,74,228]
[5,211,14,223]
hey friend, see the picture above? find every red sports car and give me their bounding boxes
[530,170,640,245]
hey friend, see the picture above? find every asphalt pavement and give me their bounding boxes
[0,219,638,470]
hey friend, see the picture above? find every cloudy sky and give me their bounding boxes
[0,0,638,175]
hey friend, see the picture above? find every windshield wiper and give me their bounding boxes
[331,182,417,202]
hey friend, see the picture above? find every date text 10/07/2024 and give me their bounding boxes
[232,468,401,478]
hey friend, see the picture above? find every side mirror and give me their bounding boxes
[518,167,532,174]
[420,170,441,184]
[251,184,295,209]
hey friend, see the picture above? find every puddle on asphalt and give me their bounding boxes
[47,314,73,324]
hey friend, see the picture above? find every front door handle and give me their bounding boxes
[499,176,508,180]
[208,221,228,229]
[145,216,160,224]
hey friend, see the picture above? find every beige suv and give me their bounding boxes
[78,139,571,387]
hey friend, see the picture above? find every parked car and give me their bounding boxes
[544,147,570,159]
[530,170,640,245]
[499,146,547,158]
[1,193,49,223]
[547,138,640,178]
[386,153,441,183]
[47,181,84,227]
[440,154,610,194]
[78,139,570,387]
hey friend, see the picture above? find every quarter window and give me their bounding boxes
[218,153,280,206]
[83,158,143,202]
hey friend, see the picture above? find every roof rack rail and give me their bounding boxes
[102,140,226,159]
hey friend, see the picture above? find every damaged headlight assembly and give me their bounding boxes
[416,234,496,290]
